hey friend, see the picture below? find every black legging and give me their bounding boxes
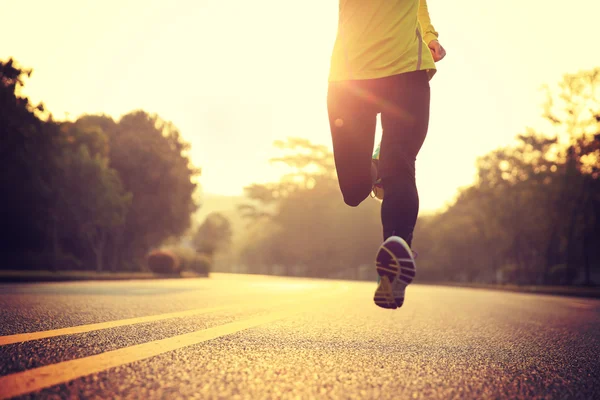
[327,70,430,246]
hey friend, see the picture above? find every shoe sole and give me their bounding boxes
[374,237,416,309]
[374,275,397,309]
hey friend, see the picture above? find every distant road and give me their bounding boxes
[1,274,599,399]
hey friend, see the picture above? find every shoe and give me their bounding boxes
[373,236,417,309]
[371,143,384,200]
[391,249,417,308]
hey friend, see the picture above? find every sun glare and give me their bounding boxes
[1,0,598,211]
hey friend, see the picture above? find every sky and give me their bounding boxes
[2,0,599,213]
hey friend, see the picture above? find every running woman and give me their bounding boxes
[327,0,446,309]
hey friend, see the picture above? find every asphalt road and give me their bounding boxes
[0,273,599,399]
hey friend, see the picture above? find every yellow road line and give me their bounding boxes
[0,283,339,347]
[0,304,239,347]
[0,307,303,399]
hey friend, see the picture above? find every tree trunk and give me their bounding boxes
[95,248,104,273]
[51,215,59,272]
[583,235,592,285]
[108,230,123,272]
[582,191,596,286]
[566,181,587,283]
[91,230,107,273]
[544,227,559,284]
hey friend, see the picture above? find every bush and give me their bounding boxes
[146,249,181,275]
[168,246,195,270]
[189,253,212,276]
[169,246,211,276]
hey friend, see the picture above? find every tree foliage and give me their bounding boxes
[0,59,57,261]
[233,68,600,286]
[237,138,381,279]
[55,144,131,271]
[415,68,600,285]
[193,212,233,258]
[74,111,200,267]
[0,58,199,272]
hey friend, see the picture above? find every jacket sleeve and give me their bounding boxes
[418,0,439,45]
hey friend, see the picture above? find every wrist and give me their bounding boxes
[424,33,439,46]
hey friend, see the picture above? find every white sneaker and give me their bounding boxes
[373,236,417,309]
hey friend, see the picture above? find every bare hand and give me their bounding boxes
[428,40,446,62]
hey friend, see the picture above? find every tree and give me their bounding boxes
[414,68,600,286]
[0,57,201,273]
[74,111,200,268]
[238,138,382,279]
[543,68,600,284]
[0,58,58,267]
[55,145,131,271]
[193,213,233,259]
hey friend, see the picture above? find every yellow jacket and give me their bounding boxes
[329,0,439,82]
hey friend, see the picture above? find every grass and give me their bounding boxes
[423,281,600,299]
[2,270,597,300]
[0,269,207,283]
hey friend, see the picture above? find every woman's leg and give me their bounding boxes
[327,81,379,207]
[378,71,431,246]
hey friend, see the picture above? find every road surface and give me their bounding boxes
[0,273,599,399]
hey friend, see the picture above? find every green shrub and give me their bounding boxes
[146,249,181,275]
[169,246,195,270]
[189,253,212,276]
[168,246,211,276]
